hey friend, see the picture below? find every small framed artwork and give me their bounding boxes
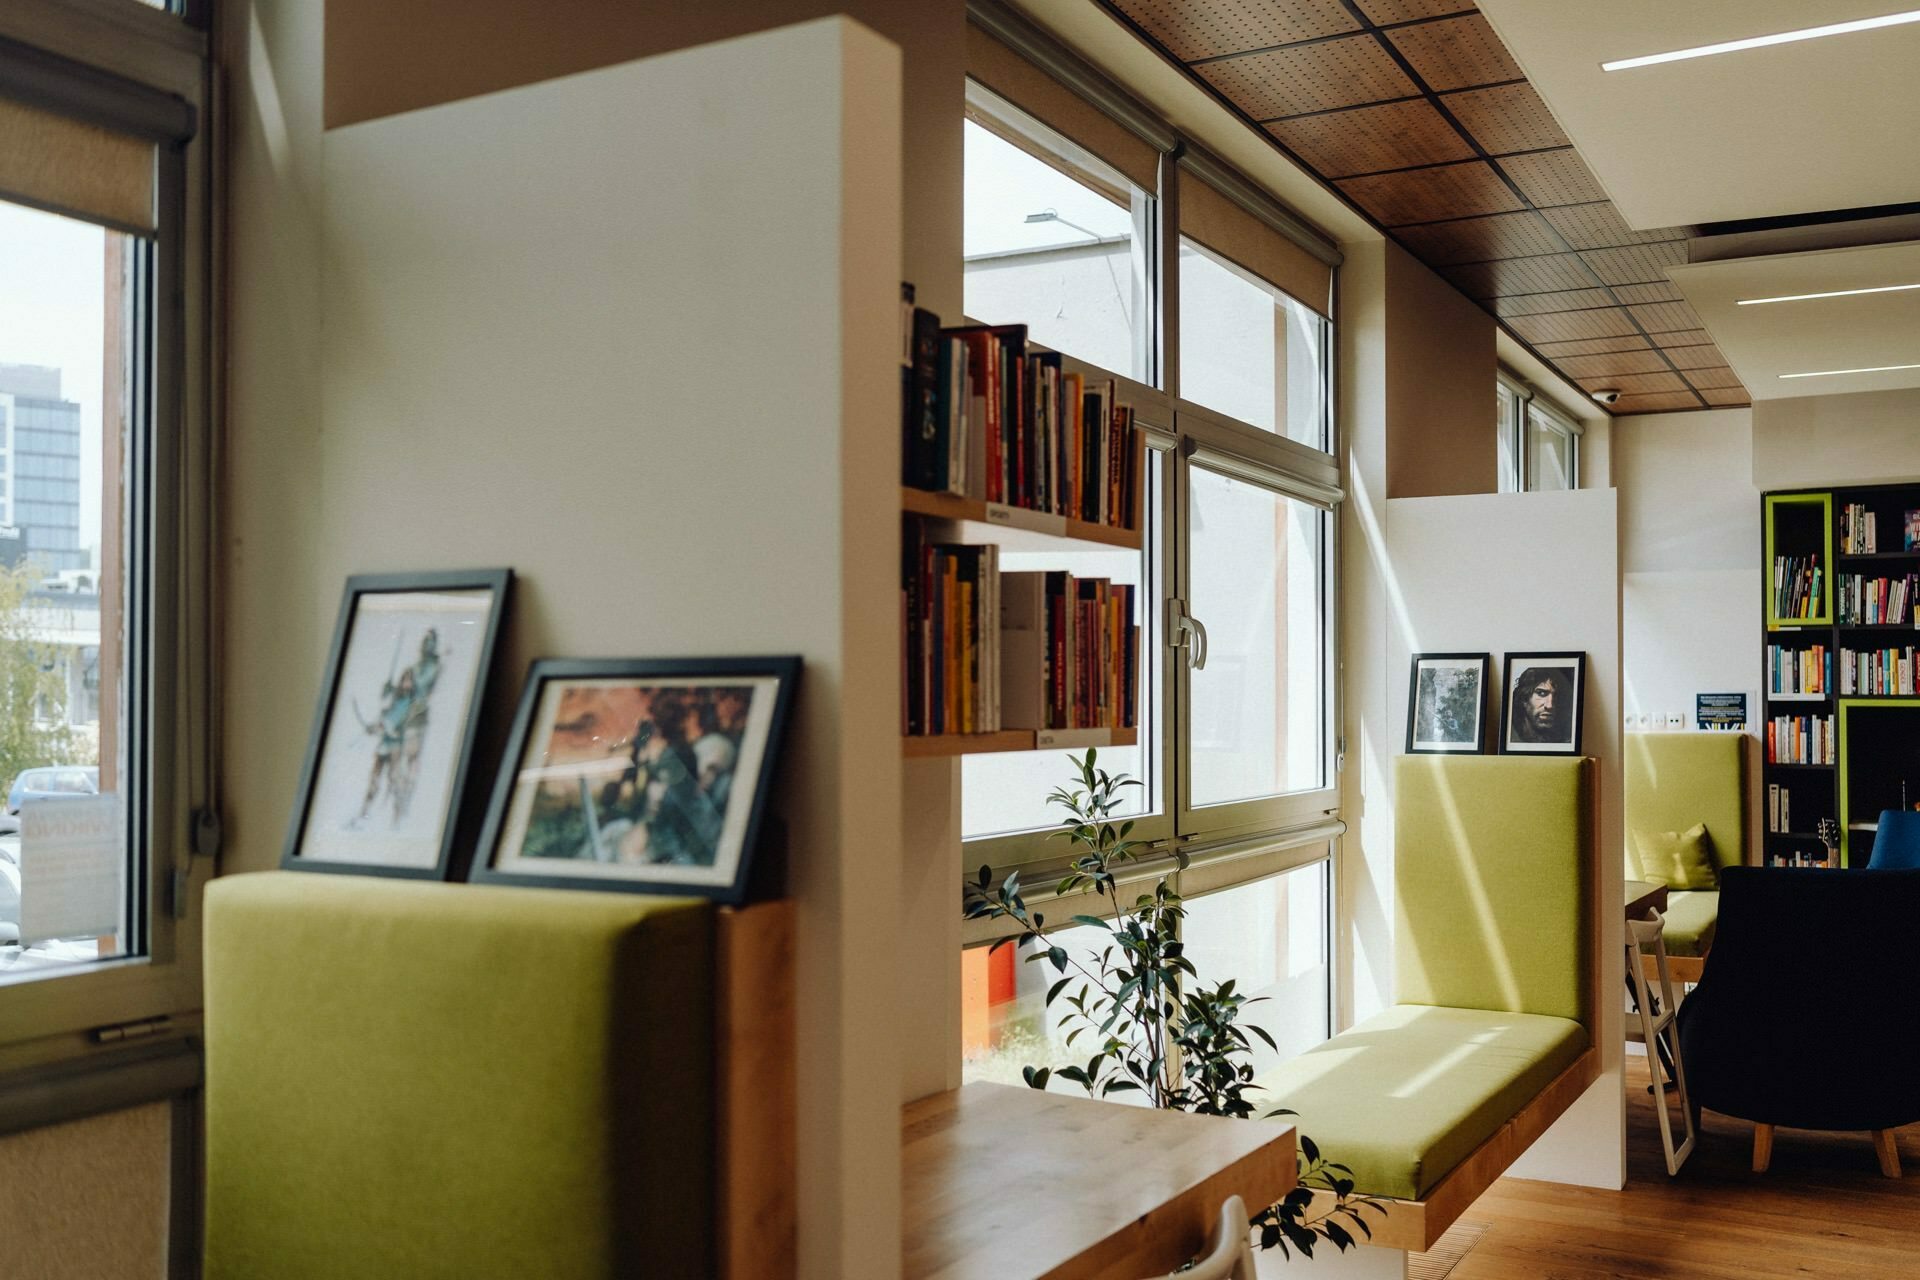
[1500,652,1587,756]
[1405,653,1490,755]
[468,656,800,903]
[283,569,512,878]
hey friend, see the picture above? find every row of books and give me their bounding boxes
[1837,572,1919,626]
[901,300,1139,527]
[1767,714,1834,765]
[1765,783,1800,835]
[1768,850,1836,869]
[1839,646,1920,697]
[1770,554,1823,621]
[1840,502,1881,554]
[1765,643,1829,696]
[900,530,1139,736]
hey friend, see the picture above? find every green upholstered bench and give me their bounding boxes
[1261,756,1599,1252]
[1625,732,1749,980]
[204,871,794,1280]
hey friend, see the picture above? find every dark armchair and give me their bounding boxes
[1675,866,1920,1176]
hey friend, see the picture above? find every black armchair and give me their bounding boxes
[1675,866,1920,1176]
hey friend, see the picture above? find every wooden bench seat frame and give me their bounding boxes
[1305,757,1608,1254]
[1301,1046,1599,1251]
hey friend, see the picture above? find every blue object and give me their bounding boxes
[1868,809,1920,870]
[5,765,99,815]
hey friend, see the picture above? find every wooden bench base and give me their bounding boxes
[1301,1047,1601,1252]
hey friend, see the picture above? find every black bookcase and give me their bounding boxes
[1762,483,1920,867]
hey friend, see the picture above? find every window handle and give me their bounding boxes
[1165,600,1208,671]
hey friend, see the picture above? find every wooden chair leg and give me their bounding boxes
[1872,1129,1902,1178]
[1752,1123,1774,1173]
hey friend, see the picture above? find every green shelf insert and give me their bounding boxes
[1764,492,1834,628]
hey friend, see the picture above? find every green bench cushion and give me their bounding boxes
[1258,1004,1589,1201]
[1661,889,1718,957]
[1625,732,1747,874]
[204,871,714,1280]
[1394,757,1592,1025]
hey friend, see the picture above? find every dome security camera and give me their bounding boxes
[1590,389,1621,406]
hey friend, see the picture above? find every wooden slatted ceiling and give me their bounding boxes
[1103,0,1750,412]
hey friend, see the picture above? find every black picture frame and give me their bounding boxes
[1499,651,1587,756]
[466,655,800,904]
[281,568,513,879]
[1405,652,1491,755]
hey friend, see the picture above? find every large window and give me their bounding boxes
[963,115,1151,383]
[958,73,1341,1087]
[1498,371,1581,492]
[0,3,212,1077]
[1179,241,1329,450]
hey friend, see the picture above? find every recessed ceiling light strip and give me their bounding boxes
[1737,283,1920,306]
[1778,362,1920,379]
[1602,9,1920,72]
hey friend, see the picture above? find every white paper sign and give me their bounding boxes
[19,794,123,945]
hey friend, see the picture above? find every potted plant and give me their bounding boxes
[964,750,1378,1262]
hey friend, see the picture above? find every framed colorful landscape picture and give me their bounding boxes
[467,656,800,903]
[283,569,512,878]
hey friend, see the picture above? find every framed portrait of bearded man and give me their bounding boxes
[1498,651,1587,757]
[282,569,513,878]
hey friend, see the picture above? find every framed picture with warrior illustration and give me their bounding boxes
[467,656,800,903]
[1499,651,1587,756]
[282,569,512,878]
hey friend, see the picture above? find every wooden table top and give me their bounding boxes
[1625,879,1669,920]
[902,1082,1296,1280]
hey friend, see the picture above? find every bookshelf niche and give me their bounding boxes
[1762,484,1920,867]
[900,297,1143,759]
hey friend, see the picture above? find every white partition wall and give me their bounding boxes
[302,21,906,1277]
[1383,489,1626,1190]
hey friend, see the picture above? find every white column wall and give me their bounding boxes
[1383,489,1626,1190]
[234,20,904,1278]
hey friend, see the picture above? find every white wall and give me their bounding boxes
[1753,387,1920,491]
[1613,410,1760,738]
[1384,488,1625,1190]
[235,21,906,1279]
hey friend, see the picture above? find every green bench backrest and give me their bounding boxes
[1624,731,1748,873]
[1394,756,1593,1028]
[204,871,715,1280]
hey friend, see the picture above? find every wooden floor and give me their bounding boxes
[1454,1056,1920,1279]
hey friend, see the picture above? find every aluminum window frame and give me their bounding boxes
[0,0,216,1088]
[1498,368,1582,493]
[958,95,1344,896]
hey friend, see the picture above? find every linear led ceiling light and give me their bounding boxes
[1738,283,1920,306]
[1602,9,1920,71]
[1779,362,1920,379]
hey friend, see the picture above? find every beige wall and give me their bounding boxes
[321,0,964,320]
[227,11,909,1278]
[1383,243,1497,499]
[0,1104,172,1279]
[1752,387,1920,491]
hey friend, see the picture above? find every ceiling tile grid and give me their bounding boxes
[1100,0,1749,410]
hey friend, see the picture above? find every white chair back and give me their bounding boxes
[1157,1195,1256,1280]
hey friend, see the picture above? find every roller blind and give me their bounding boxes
[1179,165,1334,319]
[0,94,154,234]
[966,24,1162,194]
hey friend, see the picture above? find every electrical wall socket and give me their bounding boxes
[1665,712,1685,730]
